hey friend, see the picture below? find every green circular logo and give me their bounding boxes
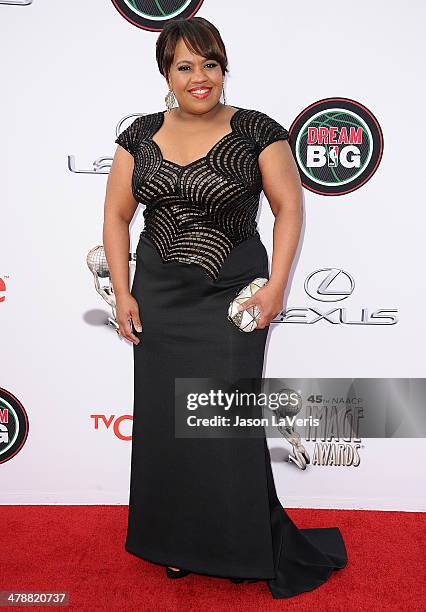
[111,0,205,31]
[289,97,384,196]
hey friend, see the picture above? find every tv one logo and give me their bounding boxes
[275,268,398,326]
[289,97,384,196]
[91,414,133,440]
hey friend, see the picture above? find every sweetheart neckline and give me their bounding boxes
[148,107,243,169]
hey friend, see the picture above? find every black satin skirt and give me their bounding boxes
[127,232,348,598]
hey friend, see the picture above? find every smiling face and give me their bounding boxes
[166,37,224,113]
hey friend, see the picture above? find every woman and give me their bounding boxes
[103,16,347,599]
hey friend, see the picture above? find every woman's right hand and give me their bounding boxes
[115,293,143,345]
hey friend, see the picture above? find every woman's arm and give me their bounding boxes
[238,140,303,329]
[102,146,142,344]
[259,139,303,292]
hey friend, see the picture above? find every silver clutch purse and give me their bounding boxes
[227,277,269,332]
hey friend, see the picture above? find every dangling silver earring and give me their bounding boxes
[165,89,176,112]
[222,81,226,105]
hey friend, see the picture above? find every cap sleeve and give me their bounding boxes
[256,112,289,153]
[115,116,143,156]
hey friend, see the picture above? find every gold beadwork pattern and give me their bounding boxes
[115,107,289,281]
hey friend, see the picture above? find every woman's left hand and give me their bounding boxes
[237,283,285,330]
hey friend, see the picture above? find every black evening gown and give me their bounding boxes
[115,107,348,598]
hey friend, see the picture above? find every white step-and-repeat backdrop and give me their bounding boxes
[1,0,425,511]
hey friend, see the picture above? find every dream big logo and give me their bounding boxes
[111,0,205,31]
[0,387,29,464]
[289,97,384,196]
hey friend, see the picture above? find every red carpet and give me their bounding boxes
[1,506,424,611]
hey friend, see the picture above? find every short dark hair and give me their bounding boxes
[156,17,229,82]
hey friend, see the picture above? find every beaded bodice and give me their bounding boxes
[115,107,288,281]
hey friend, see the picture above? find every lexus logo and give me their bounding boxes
[304,269,355,302]
[273,267,398,325]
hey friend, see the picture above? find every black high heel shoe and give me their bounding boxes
[166,566,190,579]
